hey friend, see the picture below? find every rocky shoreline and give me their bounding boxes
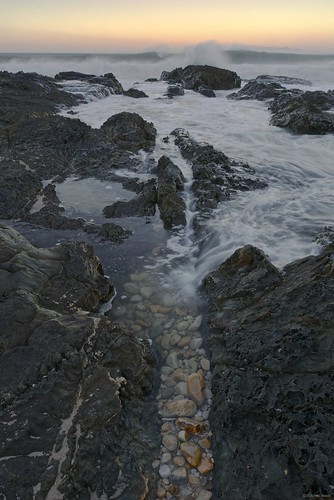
[1,66,333,499]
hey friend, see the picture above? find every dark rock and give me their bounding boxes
[171,129,267,224]
[198,85,216,98]
[103,179,157,218]
[0,156,42,218]
[228,80,287,101]
[0,71,78,126]
[156,155,186,229]
[161,65,241,91]
[0,224,160,498]
[123,88,149,98]
[270,90,334,134]
[255,74,312,86]
[55,71,123,94]
[145,78,158,82]
[85,222,132,243]
[101,112,157,152]
[166,84,185,98]
[203,244,334,499]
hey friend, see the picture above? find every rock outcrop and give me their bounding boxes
[171,128,267,226]
[0,224,160,498]
[203,244,334,499]
[101,112,157,152]
[55,71,124,94]
[270,90,334,134]
[156,155,186,229]
[0,71,78,126]
[227,80,287,101]
[123,88,149,98]
[161,65,241,93]
[103,179,157,218]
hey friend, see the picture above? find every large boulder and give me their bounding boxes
[161,65,241,91]
[101,112,157,152]
[270,90,334,134]
[103,179,157,218]
[156,155,186,228]
[0,224,160,498]
[203,244,334,499]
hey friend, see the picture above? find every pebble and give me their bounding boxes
[162,434,178,452]
[159,465,171,478]
[196,490,212,500]
[161,399,197,418]
[174,381,188,397]
[198,438,211,449]
[161,366,174,376]
[171,467,187,480]
[176,417,206,435]
[188,473,201,488]
[130,294,142,303]
[189,315,202,331]
[190,338,203,350]
[178,430,190,442]
[157,487,167,498]
[171,368,185,382]
[177,336,192,348]
[187,372,205,406]
[197,457,214,475]
[123,282,139,294]
[180,442,202,467]
[173,455,186,466]
[166,352,179,369]
[140,286,153,299]
[152,459,160,469]
[161,452,172,464]
[200,358,210,371]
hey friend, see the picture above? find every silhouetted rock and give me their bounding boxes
[101,112,157,152]
[161,65,241,92]
[203,244,334,499]
[55,71,123,94]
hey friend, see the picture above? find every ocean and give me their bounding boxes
[2,47,334,298]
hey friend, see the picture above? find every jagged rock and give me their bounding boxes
[0,71,78,126]
[255,74,312,86]
[123,88,149,98]
[203,244,334,499]
[55,71,124,94]
[161,65,241,92]
[0,224,160,498]
[166,85,185,98]
[103,179,157,218]
[270,90,334,134]
[198,85,216,98]
[101,112,157,152]
[228,80,287,101]
[156,155,186,229]
[0,156,42,218]
[170,128,267,224]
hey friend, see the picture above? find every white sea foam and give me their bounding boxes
[3,48,333,297]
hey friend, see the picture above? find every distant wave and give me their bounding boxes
[1,49,333,66]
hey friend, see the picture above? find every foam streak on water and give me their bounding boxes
[3,48,333,297]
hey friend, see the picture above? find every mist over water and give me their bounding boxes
[2,42,333,297]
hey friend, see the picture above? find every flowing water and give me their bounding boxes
[2,46,334,499]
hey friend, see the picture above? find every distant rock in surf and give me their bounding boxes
[227,80,288,101]
[123,87,149,98]
[160,64,241,94]
[255,74,312,86]
[271,90,334,134]
[55,70,123,94]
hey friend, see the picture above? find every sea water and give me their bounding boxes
[1,45,334,297]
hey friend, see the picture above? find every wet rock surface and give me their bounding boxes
[255,74,312,86]
[171,128,267,225]
[270,90,334,134]
[227,80,287,101]
[203,244,334,499]
[103,178,157,218]
[0,224,160,499]
[156,155,186,229]
[161,65,241,92]
[0,71,78,126]
[123,87,149,98]
[101,111,157,152]
[54,71,124,95]
[166,84,185,98]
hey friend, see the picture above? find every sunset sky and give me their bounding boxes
[1,0,334,53]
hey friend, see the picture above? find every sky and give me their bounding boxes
[1,0,334,53]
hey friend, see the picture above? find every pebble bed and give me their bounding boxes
[112,269,213,499]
